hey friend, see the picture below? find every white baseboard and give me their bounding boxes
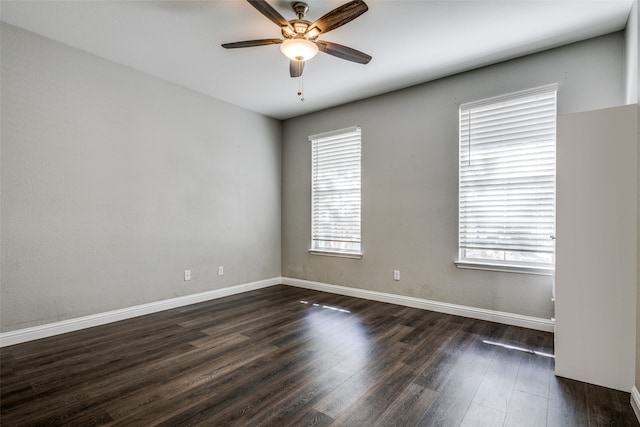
[631,386,640,424]
[1,276,555,347]
[281,277,555,333]
[0,277,281,348]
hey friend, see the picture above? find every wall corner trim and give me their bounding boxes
[281,277,555,333]
[631,386,640,423]
[0,277,282,348]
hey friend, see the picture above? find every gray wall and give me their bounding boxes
[1,23,282,332]
[282,33,625,320]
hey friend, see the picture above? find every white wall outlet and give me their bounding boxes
[393,270,400,281]
[218,266,224,276]
[184,270,191,281]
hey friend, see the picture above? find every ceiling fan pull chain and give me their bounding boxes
[298,75,305,102]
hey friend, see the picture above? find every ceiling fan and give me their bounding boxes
[222,0,372,78]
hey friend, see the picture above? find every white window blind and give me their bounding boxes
[310,126,362,257]
[458,85,557,269]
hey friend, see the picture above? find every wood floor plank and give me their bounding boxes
[415,333,498,427]
[412,330,476,391]
[329,361,418,425]
[460,402,506,427]
[471,346,522,413]
[513,351,553,399]
[376,382,438,426]
[586,382,638,427]
[282,408,335,427]
[547,376,590,427]
[312,371,372,419]
[504,389,548,427]
[248,367,349,427]
[1,285,637,427]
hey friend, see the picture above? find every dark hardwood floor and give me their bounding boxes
[1,285,637,426]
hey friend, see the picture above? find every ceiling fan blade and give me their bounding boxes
[247,0,294,33]
[221,39,283,49]
[308,0,368,36]
[290,60,305,78]
[317,41,371,64]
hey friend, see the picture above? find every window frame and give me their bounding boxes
[455,85,557,276]
[308,126,363,259]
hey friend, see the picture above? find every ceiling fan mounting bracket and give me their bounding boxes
[292,2,309,19]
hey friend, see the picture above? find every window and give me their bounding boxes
[309,126,362,258]
[457,85,557,274]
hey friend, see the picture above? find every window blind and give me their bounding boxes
[310,126,361,256]
[459,86,557,267]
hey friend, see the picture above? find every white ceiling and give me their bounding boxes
[0,0,634,120]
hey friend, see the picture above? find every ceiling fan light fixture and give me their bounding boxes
[280,38,319,61]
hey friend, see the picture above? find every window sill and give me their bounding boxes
[309,249,363,259]
[455,260,554,276]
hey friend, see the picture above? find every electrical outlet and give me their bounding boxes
[218,266,224,276]
[184,270,191,281]
[393,270,400,281]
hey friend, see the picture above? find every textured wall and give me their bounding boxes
[282,33,625,320]
[1,24,282,332]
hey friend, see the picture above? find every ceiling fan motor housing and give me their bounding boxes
[283,20,313,38]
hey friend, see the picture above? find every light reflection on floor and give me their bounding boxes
[299,300,351,313]
[300,299,372,377]
[482,339,555,358]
